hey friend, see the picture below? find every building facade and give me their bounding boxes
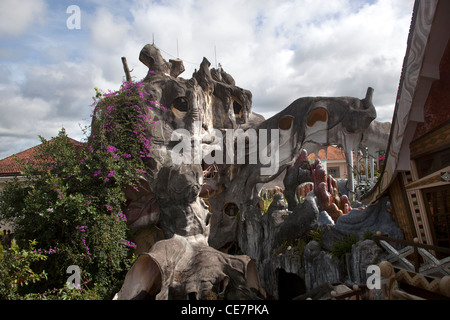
[365,0,450,250]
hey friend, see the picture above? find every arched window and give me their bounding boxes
[171,96,189,118]
[306,107,328,127]
[278,115,294,130]
[224,202,239,217]
[232,97,243,118]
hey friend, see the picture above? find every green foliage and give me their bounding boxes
[273,228,324,263]
[23,282,107,300]
[261,197,273,214]
[329,233,359,263]
[0,240,48,299]
[275,238,307,260]
[308,227,322,243]
[259,190,288,215]
[0,79,164,299]
[90,80,163,177]
[363,230,374,240]
[374,170,381,179]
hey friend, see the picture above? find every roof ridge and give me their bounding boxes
[0,142,42,162]
[0,137,84,175]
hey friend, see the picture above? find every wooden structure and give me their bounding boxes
[374,233,450,277]
[378,261,450,300]
[364,0,450,251]
[374,233,450,300]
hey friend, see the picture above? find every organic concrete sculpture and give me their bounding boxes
[110,44,395,299]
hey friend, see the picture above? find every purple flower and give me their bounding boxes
[94,170,101,177]
[56,188,66,198]
[124,240,137,249]
[76,225,86,232]
[106,145,118,153]
[117,211,127,222]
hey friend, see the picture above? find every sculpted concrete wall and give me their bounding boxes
[110,44,398,299]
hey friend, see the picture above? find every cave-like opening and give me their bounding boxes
[277,269,306,300]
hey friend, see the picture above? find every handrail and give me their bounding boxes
[373,232,450,274]
[373,233,450,255]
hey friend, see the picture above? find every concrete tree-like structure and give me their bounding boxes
[112,44,396,300]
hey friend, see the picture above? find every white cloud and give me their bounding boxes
[89,7,132,51]
[0,61,97,154]
[0,0,415,159]
[0,0,47,38]
[126,0,413,122]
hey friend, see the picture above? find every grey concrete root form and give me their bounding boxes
[110,44,396,300]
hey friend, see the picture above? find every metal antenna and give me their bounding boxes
[177,39,179,58]
[214,45,217,68]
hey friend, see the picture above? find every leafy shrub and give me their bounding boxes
[308,227,322,243]
[0,240,48,299]
[329,233,359,263]
[0,79,164,299]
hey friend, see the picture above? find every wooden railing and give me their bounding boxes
[330,283,364,300]
[373,232,450,278]
[378,260,450,300]
[373,232,450,300]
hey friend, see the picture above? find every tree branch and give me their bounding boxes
[121,57,132,82]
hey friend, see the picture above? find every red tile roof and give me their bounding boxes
[0,138,83,176]
[307,146,346,161]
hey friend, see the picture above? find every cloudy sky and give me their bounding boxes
[0,0,415,160]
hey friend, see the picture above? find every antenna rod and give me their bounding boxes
[214,45,217,68]
[177,39,179,58]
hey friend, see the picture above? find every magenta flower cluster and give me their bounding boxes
[34,245,58,255]
[136,168,146,174]
[56,189,66,198]
[75,225,92,260]
[106,145,118,153]
[90,80,166,162]
[123,240,136,249]
[47,246,57,255]
[117,210,127,222]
